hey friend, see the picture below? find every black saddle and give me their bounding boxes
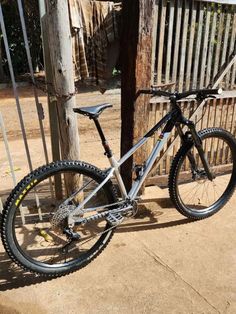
[73,103,112,119]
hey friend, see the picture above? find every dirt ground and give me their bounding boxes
[0,86,236,313]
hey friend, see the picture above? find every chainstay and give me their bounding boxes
[76,208,137,249]
[75,205,133,226]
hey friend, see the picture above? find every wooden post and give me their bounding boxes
[121,0,155,190]
[39,0,63,199]
[45,0,80,195]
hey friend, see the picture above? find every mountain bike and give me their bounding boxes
[1,87,236,277]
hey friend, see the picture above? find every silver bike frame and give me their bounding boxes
[69,131,171,219]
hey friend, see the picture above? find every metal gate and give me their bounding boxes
[0,1,52,221]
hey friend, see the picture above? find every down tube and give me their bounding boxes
[128,132,171,200]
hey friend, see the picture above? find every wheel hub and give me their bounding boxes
[192,169,208,182]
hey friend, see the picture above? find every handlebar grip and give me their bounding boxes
[199,88,223,95]
[178,88,223,99]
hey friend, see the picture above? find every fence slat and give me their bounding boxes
[185,1,197,90]
[226,10,236,86]
[221,10,232,67]
[205,8,217,87]
[178,0,190,92]
[199,4,211,88]
[192,2,204,89]
[165,0,175,83]
[151,1,159,84]
[213,11,225,79]
[157,0,167,84]
[171,0,182,90]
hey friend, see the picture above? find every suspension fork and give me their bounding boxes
[182,121,215,181]
[176,124,198,173]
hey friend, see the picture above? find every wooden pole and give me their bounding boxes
[45,0,80,195]
[39,0,63,199]
[121,0,155,190]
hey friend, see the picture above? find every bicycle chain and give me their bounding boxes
[50,201,134,230]
[75,203,134,226]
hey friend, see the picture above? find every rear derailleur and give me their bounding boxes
[60,228,81,254]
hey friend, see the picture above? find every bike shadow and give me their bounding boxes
[0,250,54,292]
[0,197,195,292]
[116,197,195,233]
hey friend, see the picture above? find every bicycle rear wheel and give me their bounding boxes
[169,128,236,219]
[1,161,117,277]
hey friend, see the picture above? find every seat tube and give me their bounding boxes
[93,118,128,198]
[93,118,113,158]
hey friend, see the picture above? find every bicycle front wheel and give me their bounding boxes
[169,128,236,219]
[1,161,118,277]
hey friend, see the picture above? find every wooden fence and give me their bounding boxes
[146,0,236,185]
[153,0,236,90]
[146,95,236,185]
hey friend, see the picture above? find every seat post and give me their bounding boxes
[93,118,113,158]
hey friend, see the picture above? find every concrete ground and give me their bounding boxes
[0,185,235,314]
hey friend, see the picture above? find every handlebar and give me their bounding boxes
[139,87,223,101]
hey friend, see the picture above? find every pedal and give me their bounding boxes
[106,212,124,226]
